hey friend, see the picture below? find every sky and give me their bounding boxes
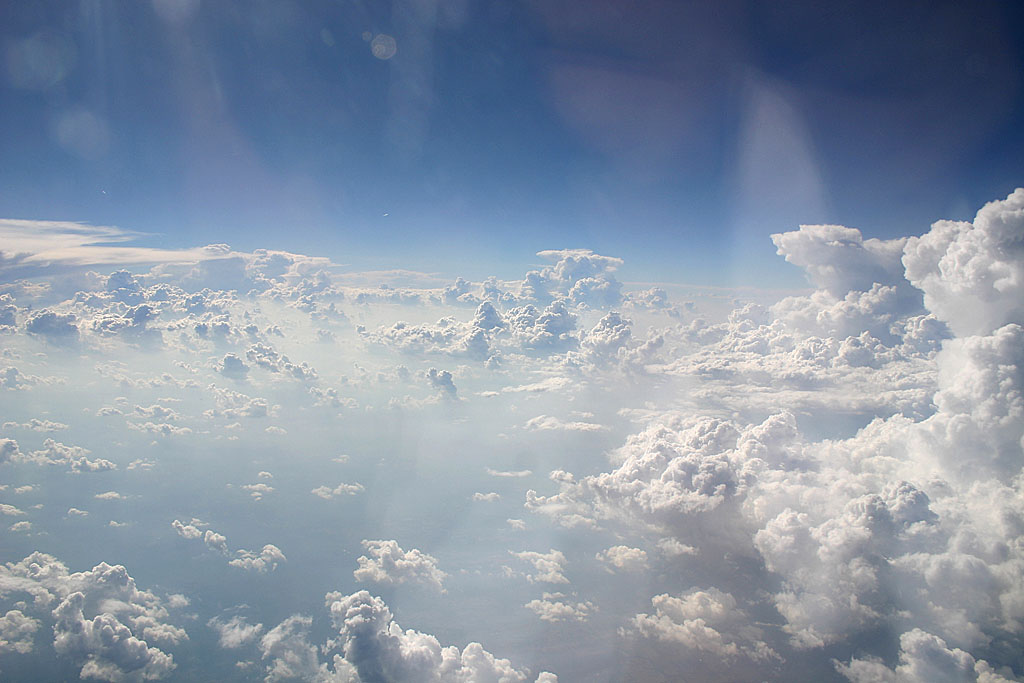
[2,0,1023,285]
[1,3,1024,683]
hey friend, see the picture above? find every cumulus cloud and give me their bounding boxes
[353,540,447,592]
[524,593,595,623]
[208,615,264,649]
[627,588,777,663]
[836,628,1016,682]
[596,545,649,572]
[312,482,365,499]
[323,590,557,682]
[228,544,287,573]
[904,188,1024,337]
[772,224,909,298]
[507,550,569,585]
[20,439,116,473]
[0,609,39,654]
[425,368,458,398]
[0,552,185,679]
[1,188,1022,681]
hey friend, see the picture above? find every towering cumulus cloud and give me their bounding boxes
[0,190,1021,681]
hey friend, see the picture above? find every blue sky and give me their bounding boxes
[2,0,1023,285]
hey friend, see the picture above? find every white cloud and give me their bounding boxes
[353,540,447,592]
[627,588,777,662]
[507,550,569,584]
[21,439,116,473]
[0,188,1022,681]
[208,615,264,649]
[596,545,649,572]
[0,609,39,654]
[836,628,1016,683]
[312,482,365,499]
[904,188,1024,337]
[242,483,275,500]
[323,590,557,682]
[487,468,532,478]
[0,219,232,280]
[524,593,595,623]
[524,415,607,432]
[228,544,287,573]
[0,552,185,679]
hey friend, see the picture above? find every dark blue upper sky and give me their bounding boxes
[2,0,1023,286]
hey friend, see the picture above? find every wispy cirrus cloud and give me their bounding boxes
[0,219,233,280]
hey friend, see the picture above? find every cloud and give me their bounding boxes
[323,590,557,682]
[25,309,79,341]
[353,540,447,592]
[208,615,264,649]
[772,224,909,298]
[0,552,185,680]
[312,482,365,499]
[524,593,595,623]
[241,483,275,500]
[487,468,533,478]
[0,609,39,654]
[836,628,1015,683]
[0,219,229,281]
[3,418,68,431]
[904,188,1024,337]
[21,439,116,473]
[596,545,649,572]
[0,189,1021,681]
[424,368,458,398]
[228,544,287,573]
[627,588,777,663]
[507,550,569,584]
[524,415,607,433]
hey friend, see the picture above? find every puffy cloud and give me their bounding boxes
[365,316,491,360]
[217,353,249,380]
[524,593,595,623]
[0,609,39,654]
[3,417,68,431]
[0,552,185,679]
[324,590,555,682]
[425,368,458,398]
[904,188,1024,337]
[244,343,318,382]
[772,224,909,298]
[312,482,365,499]
[353,540,447,592]
[170,519,202,541]
[836,628,1016,683]
[228,544,287,573]
[0,437,21,465]
[242,483,275,500]
[507,550,569,585]
[0,503,25,516]
[208,614,264,649]
[21,439,116,473]
[203,530,229,555]
[627,588,777,663]
[596,545,649,572]
[25,309,79,340]
[52,592,176,681]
